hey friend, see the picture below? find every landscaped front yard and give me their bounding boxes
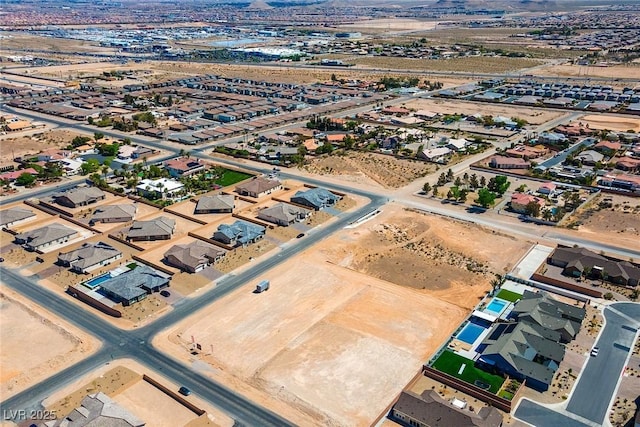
[496,288,523,303]
[432,350,505,393]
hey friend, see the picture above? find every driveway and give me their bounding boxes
[515,302,640,427]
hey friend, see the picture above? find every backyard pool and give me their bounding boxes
[483,297,509,317]
[456,322,487,345]
[84,273,112,289]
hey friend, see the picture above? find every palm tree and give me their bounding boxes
[490,274,504,295]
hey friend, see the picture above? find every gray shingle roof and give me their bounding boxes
[58,242,122,271]
[216,220,265,245]
[54,187,105,206]
[291,187,340,209]
[99,265,169,301]
[194,195,235,213]
[91,204,137,222]
[15,223,77,248]
[0,207,35,227]
[164,241,225,270]
[257,202,310,224]
[236,177,280,195]
[126,216,175,239]
[45,391,144,426]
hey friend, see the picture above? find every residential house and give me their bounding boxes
[597,173,640,193]
[576,150,604,166]
[615,157,640,172]
[594,140,622,155]
[132,146,155,159]
[489,156,529,170]
[538,132,567,146]
[90,204,137,224]
[290,187,341,210]
[477,321,565,392]
[15,223,77,251]
[40,392,144,427]
[164,157,205,177]
[509,290,585,343]
[125,216,175,241]
[418,147,451,163]
[0,167,39,182]
[37,148,72,162]
[0,207,36,228]
[57,241,122,273]
[53,187,106,208]
[537,182,556,195]
[548,246,640,286]
[213,220,265,247]
[446,138,470,152]
[258,203,312,226]
[136,178,184,200]
[505,145,548,160]
[98,265,170,306]
[510,193,545,214]
[117,145,137,161]
[194,195,235,214]
[235,177,282,198]
[391,390,503,427]
[58,158,84,176]
[164,241,226,273]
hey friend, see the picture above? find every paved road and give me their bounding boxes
[539,137,597,169]
[566,303,640,424]
[515,302,640,427]
[0,186,384,424]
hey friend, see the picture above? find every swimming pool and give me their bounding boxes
[456,322,486,345]
[84,273,112,289]
[483,298,509,316]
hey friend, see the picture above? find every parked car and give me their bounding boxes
[0,257,4,263]
[590,347,599,357]
[178,386,191,396]
[160,290,171,297]
[296,233,305,238]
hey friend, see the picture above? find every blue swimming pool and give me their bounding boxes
[456,322,486,345]
[84,273,112,289]
[484,298,508,316]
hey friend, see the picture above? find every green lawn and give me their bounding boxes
[432,351,505,393]
[496,289,523,303]
[215,170,253,187]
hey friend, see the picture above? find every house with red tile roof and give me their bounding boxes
[511,193,546,214]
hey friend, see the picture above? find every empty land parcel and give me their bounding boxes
[155,204,530,426]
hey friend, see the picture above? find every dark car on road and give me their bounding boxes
[178,386,191,396]
[296,233,305,238]
[160,290,171,297]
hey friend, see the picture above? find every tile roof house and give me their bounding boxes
[291,187,341,210]
[213,220,265,247]
[41,391,144,427]
[98,265,170,306]
[489,156,530,170]
[391,390,503,427]
[548,246,640,286]
[164,240,226,273]
[58,241,123,273]
[0,167,39,182]
[235,177,282,198]
[537,182,556,195]
[510,290,585,343]
[594,140,622,154]
[125,216,175,242]
[53,187,106,208]
[164,157,206,177]
[257,203,312,226]
[15,223,78,251]
[0,207,36,227]
[194,195,235,214]
[510,193,546,214]
[477,321,565,392]
[90,204,137,224]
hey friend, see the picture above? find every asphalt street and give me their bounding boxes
[515,302,640,427]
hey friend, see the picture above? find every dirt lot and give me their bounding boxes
[213,239,277,273]
[566,193,640,252]
[303,152,437,189]
[44,360,233,427]
[532,63,640,80]
[154,204,529,426]
[0,287,96,399]
[348,56,544,73]
[330,204,530,309]
[580,114,640,133]
[403,98,564,125]
[0,129,90,166]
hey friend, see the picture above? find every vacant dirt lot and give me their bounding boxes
[567,194,640,252]
[532,63,640,80]
[0,129,90,166]
[0,288,96,399]
[348,56,544,73]
[303,152,437,189]
[581,114,640,133]
[404,98,564,125]
[154,203,528,426]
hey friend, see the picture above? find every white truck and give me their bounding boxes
[255,280,270,293]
